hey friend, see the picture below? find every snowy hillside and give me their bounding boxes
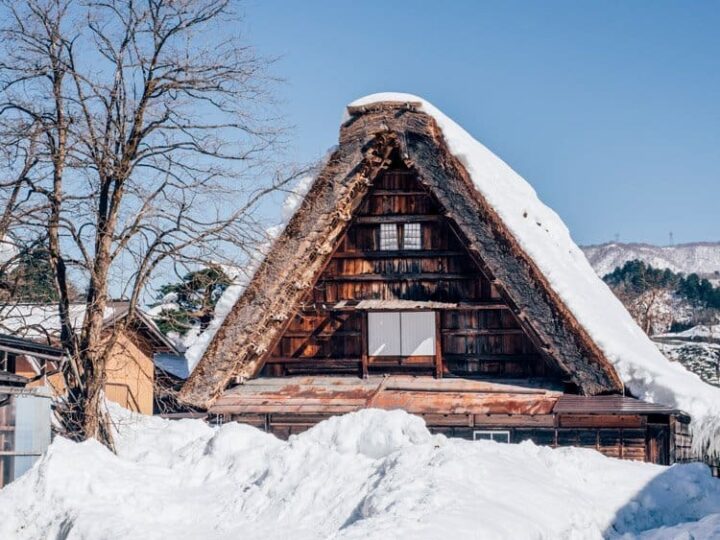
[0,407,719,539]
[655,325,720,387]
[582,242,720,278]
[656,340,720,388]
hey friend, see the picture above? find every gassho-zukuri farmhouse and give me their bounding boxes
[178,93,720,466]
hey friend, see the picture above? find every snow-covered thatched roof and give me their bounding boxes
[181,93,720,458]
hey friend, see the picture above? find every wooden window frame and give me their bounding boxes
[378,223,399,250]
[402,222,422,250]
[473,430,511,443]
[377,223,423,251]
[367,311,436,357]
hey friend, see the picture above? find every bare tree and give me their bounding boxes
[0,0,302,446]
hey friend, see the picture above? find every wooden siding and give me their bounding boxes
[210,377,680,465]
[104,331,155,415]
[264,163,560,383]
[221,412,668,464]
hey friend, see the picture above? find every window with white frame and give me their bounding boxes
[473,430,511,443]
[367,311,435,356]
[379,223,399,250]
[403,223,422,250]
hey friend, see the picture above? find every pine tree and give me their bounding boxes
[152,267,232,337]
[0,243,80,302]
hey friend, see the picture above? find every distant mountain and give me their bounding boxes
[581,242,720,278]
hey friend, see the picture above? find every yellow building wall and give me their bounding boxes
[13,329,156,415]
[104,331,155,415]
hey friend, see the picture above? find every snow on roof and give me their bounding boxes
[0,304,112,340]
[349,93,720,456]
[0,302,175,351]
[154,353,191,380]
[0,236,18,269]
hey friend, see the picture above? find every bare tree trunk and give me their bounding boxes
[0,0,303,447]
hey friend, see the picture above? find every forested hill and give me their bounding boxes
[581,242,720,279]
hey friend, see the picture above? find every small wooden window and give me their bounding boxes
[473,430,511,443]
[379,223,399,250]
[403,223,422,250]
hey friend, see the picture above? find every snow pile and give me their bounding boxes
[0,408,719,539]
[349,93,720,458]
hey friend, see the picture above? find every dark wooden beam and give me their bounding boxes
[441,328,525,336]
[360,314,369,378]
[282,330,361,339]
[355,214,443,224]
[322,301,511,312]
[442,353,542,363]
[434,311,443,379]
[321,273,477,282]
[265,357,360,364]
[332,250,464,259]
[368,190,430,196]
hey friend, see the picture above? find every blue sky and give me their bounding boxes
[244,1,719,246]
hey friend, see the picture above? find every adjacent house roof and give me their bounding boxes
[154,353,191,380]
[0,301,178,354]
[180,93,720,458]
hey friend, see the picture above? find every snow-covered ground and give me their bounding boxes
[1,407,718,540]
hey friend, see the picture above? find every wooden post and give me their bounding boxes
[360,313,369,378]
[434,311,443,378]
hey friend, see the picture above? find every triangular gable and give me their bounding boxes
[180,102,622,408]
[263,161,562,380]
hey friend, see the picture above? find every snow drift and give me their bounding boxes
[0,407,718,539]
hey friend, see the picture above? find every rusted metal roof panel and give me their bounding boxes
[210,376,562,416]
[553,395,680,415]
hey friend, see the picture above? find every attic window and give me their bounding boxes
[379,223,399,250]
[378,223,422,250]
[403,223,421,250]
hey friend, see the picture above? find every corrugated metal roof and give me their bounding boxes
[553,395,681,415]
[213,376,685,419]
[211,376,561,416]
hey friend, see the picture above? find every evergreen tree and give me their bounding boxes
[0,243,80,302]
[152,267,232,336]
[604,260,720,311]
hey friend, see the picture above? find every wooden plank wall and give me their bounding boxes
[226,411,675,464]
[264,162,561,383]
